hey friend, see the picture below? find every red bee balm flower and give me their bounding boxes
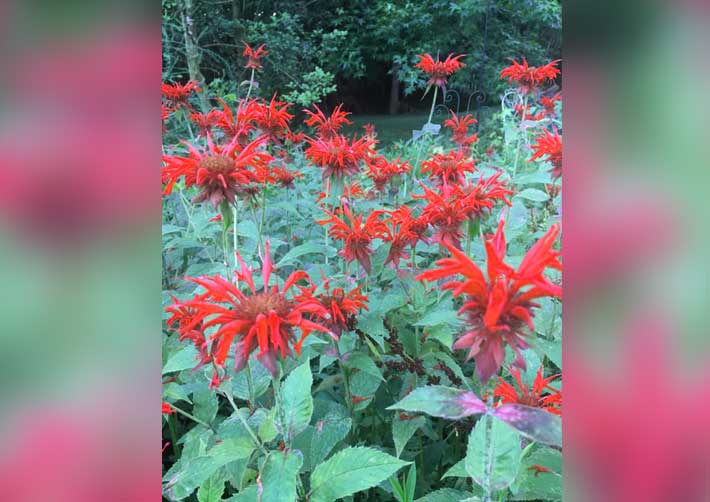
[243,42,267,70]
[500,58,560,93]
[162,134,272,209]
[270,165,302,189]
[444,112,478,148]
[416,219,561,382]
[162,403,176,415]
[166,242,332,381]
[317,203,387,273]
[529,129,562,179]
[421,149,476,187]
[365,156,411,193]
[494,366,562,415]
[251,95,293,144]
[305,134,375,182]
[300,274,368,335]
[415,53,466,88]
[540,92,561,116]
[304,104,352,140]
[162,81,201,109]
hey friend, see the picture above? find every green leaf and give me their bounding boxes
[259,450,304,502]
[277,241,334,266]
[414,308,461,328]
[193,387,218,425]
[405,463,417,502]
[515,188,549,202]
[163,344,199,374]
[278,362,314,441]
[163,382,192,404]
[309,447,410,502]
[492,405,562,447]
[197,471,225,502]
[163,435,254,500]
[465,417,521,491]
[510,447,562,501]
[415,488,475,502]
[231,360,271,400]
[392,415,425,457]
[442,458,467,479]
[387,386,486,420]
[345,353,384,381]
[310,413,352,467]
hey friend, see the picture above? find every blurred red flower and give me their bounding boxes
[415,53,466,88]
[444,112,478,148]
[365,156,411,193]
[270,165,302,189]
[417,219,561,382]
[242,42,268,70]
[529,128,562,179]
[317,203,387,273]
[161,403,176,415]
[540,92,561,116]
[189,110,221,137]
[304,103,352,140]
[166,242,332,381]
[500,58,560,93]
[494,366,562,415]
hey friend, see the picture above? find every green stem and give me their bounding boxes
[258,184,267,249]
[238,200,239,270]
[245,360,255,412]
[223,388,268,455]
[245,68,256,103]
[511,93,529,178]
[335,343,355,440]
[482,385,495,502]
[427,85,439,125]
[167,413,181,457]
[170,404,213,430]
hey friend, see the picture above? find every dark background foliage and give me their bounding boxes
[162,0,561,114]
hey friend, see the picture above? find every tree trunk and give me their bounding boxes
[388,61,401,115]
[181,0,209,111]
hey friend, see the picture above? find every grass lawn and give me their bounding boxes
[344,106,496,146]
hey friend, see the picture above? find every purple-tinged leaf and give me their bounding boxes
[387,386,486,419]
[491,404,562,447]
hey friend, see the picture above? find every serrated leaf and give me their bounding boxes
[259,450,303,502]
[510,447,562,501]
[515,188,549,202]
[387,386,486,419]
[465,417,521,491]
[197,471,225,502]
[163,344,199,374]
[278,362,314,442]
[491,405,562,447]
[345,353,384,381]
[392,415,425,457]
[309,447,410,502]
[311,413,352,467]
